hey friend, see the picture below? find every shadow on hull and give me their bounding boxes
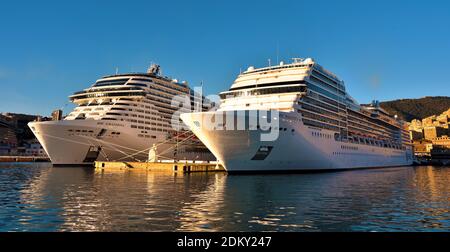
[226,164,413,175]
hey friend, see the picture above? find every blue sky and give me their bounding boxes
[0,0,449,116]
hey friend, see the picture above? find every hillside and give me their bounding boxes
[380,96,450,122]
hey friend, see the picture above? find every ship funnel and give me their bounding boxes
[371,100,381,108]
[147,64,161,75]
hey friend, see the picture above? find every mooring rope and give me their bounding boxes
[38,128,199,163]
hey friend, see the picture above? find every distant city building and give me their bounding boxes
[0,114,18,155]
[409,109,450,140]
[0,112,51,156]
[433,136,450,145]
[413,141,434,157]
[423,126,447,139]
[409,108,450,158]
[51,109,63,121]
[410,130,424,141]
[24,139,48,157]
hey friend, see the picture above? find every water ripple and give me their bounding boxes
[0,163,449,231]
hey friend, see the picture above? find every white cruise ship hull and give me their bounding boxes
[29,120,213,166]
[181,111,414,173]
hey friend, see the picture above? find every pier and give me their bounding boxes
[95,161,226,174]
[0,156,50,162]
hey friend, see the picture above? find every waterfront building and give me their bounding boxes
[409,108,450,158]
[24,139,48,157]
[409,119,424,140]
[0,113,51,156]
[0,114,18,155]
[51,109,63,121]
[410,130,424,141]
[29,64,215,165]
[433,136,450,146]
[413,141,434,157]
[423,126,447,140]
[181,58,413,172]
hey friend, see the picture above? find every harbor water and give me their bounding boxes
[0,163,449,232]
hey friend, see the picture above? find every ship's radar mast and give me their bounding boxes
[292,58,314,64]
[292,58,304,63]
[147,64,161,75]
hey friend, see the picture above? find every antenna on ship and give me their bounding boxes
[268,58,271,67]
[115,67,119,75]
[196,80,204,112]
[276,42,280,64]
[147,63,161,75]
[292,58,303,63]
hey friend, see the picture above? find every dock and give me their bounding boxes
[0,156,51,163]
[95,161,226,174]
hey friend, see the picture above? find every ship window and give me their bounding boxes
[309,75,345,95]
[132,78,153,82]
[94,78,130,87]
[221,85,307,99]
[106,112,121,116]
[306,84,342,103]
[127,83,147,87]
[229,80,306,91]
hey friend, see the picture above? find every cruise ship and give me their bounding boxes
[180,58,414,172]
[29,64,215,165]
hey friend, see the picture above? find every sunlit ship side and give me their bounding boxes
[30,65,215,166]
[181,58,413,172]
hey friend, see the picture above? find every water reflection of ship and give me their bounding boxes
[12,165,450,231]
[0,163,56,231]
[210,167,450,231]
[175,173,227,231]
[18,167,227,231]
